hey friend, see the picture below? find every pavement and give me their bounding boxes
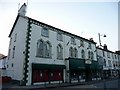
[1,78,119,90]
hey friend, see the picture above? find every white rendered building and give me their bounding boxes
[6,3,100,85]
[97,45,120,78]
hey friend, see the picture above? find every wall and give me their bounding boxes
[6,16,28,80]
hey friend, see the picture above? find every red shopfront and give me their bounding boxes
[32,63,65,84]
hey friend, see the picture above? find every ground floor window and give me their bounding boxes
[32,69,63,83]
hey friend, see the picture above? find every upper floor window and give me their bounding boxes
[113,61,115,67]
[115,55,117,59]
[57,32,63,41]
[108,60,112,67]
[88,51,91,59]
[71,37,76,45]
[41,27,49,37]
[107,52,110,58]
[9,38,12,46]
[80,40,84,47]
[36,39,52,58]
[81,49,85,59]
[91,52,94,60]
[36,39,44,57]
[69,47,78,58]
[74,48,78,58]
[57,44,63,60]
[12,46,15,58]
[45,41,52,58]
[104,59,106,66]
[112,54,114,59]
[88,42,92,49]
[69,47,73,58]
[103,51,105,57]
[14,33,17,42]
[8,49,11,60]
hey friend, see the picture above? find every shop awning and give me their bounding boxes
[32,63,66,70]
[69,58,85,70]
[91,61,103,70]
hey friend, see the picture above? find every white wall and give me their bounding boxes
[6,16,28,80]
[29,23,97,65]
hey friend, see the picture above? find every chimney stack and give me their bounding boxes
[18,3,27,16]
[103,44,108,50]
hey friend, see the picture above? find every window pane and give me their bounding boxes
[57,44,63,60]
[36,40,44,57]
[41,27,49,37]
[57,32,62,41]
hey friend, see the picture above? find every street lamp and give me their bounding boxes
[98,33,106,47]
[98,33,107,90]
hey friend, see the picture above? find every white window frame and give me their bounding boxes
[57,32,63,41]
[41,27,49,37]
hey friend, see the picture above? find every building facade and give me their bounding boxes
[0,56,7,77]
[97,45,120,79]
[6,3,102,86]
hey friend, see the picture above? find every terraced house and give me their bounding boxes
[6,3,102,86]
[97,45,120,79]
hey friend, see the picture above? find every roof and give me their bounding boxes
[0,53,5,60]
[96,47,114,53]
[9,14,97,44]
[9,15,20,37]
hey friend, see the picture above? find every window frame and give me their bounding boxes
[57,32,63,41]
[57,44,63,60]
[71,37,76,45]
[41,27,49,37]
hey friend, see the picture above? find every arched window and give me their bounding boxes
[57,44,63,60]
[69,47,73,58]
[88,51,91,59]
[36,39,52,58]
[74,48,78,58]
[45,41,52,58]
[36,39,44,57]
[91,51,94,60]
[81,49,85,59]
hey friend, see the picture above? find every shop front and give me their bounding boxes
[68,58,86,83]
[32,63,65,84]
[90,61,103,80]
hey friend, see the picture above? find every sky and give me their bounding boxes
[0,0,119,55]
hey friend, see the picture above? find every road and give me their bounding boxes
[38,79,120,90]
[63,79,120,90]
[2,79,120,90]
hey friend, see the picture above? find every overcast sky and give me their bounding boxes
[0,0,119,55]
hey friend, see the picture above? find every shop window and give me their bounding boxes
[40,73,43,77]
[51,73,53,77]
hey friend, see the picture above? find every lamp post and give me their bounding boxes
[98,33,106,47]
[98,33,107,90]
